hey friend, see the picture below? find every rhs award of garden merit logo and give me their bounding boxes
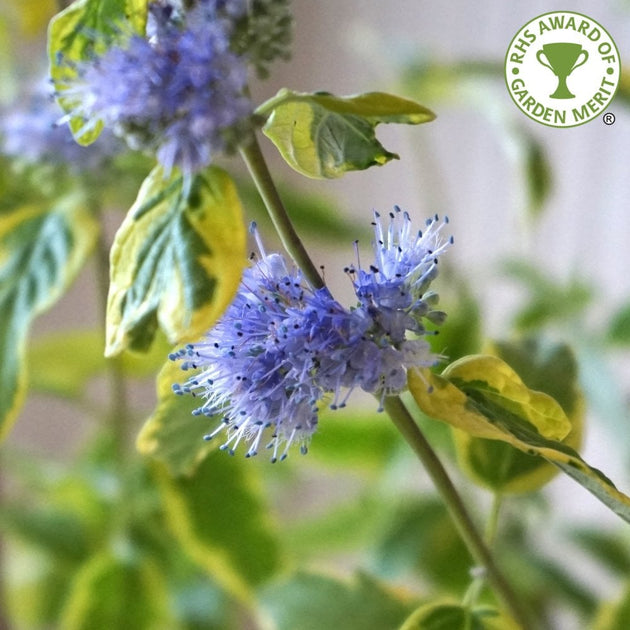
[505,11,620,127]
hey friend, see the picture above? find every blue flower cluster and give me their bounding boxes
[64,1,252,177]
[172,209,452,461]
[1,84,119,173]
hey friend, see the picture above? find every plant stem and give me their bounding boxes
[485,492,503,545]
[239,135,325,290]
[462,492,503,608]
[383,396,535,629]
[241,130,533,629]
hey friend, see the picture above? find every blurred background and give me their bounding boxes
[2,1,630,629]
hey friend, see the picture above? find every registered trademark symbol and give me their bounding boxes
[603,112,616,125]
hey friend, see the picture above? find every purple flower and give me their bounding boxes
[351,208,451,337]
[172,240,324,462]
[172,211,452,460]
[0,84,119,172]
[62,3,252,177]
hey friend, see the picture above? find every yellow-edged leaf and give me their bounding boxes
[59,550,177,630]
[136,360,215,477]
[409,356,630,523]
[0,194,98,440]
[105,165,245,356]
[153,451,281,604]
[452,340,585,493]
[48,0,148,144]
[260,571,416,630]
[28,329,172,398]
[444,354,571,441]
[258,89,435,178]
[593,582,630,630]
[452,408,583,495]
[400,601,519,630]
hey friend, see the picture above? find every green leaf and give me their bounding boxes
[260,571,416,630]
[106,165,245,356]
[400,601,519,630]
[426,275,482,362]
[593,583,630,630]
[494,123,553,221]
[284,494,387,557]
[3,540,79,628]
[172,576,230,630]
[258,89,435,178]
[523,134,552,217]
[617,67,630,107]
[125,0,150,24]
[500,545,596,620]
[490,339,581,416]
[409,356,630,524]
[373,497,473,592]
[137,360,215,477]
[154,450,281,603]
[607,302,630,345]
[48,0,148,144]
[453,340,585,494]
[453,433,582,496]
[571,528,630,576]
[310,407,401,471]
[28,329,172,398]
[0,194,98,440]
[59,549,177,630]
[27,330,106,398]
[502,260,592,331]
[0,505,91,563]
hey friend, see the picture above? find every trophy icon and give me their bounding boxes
[536,43,589,99]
